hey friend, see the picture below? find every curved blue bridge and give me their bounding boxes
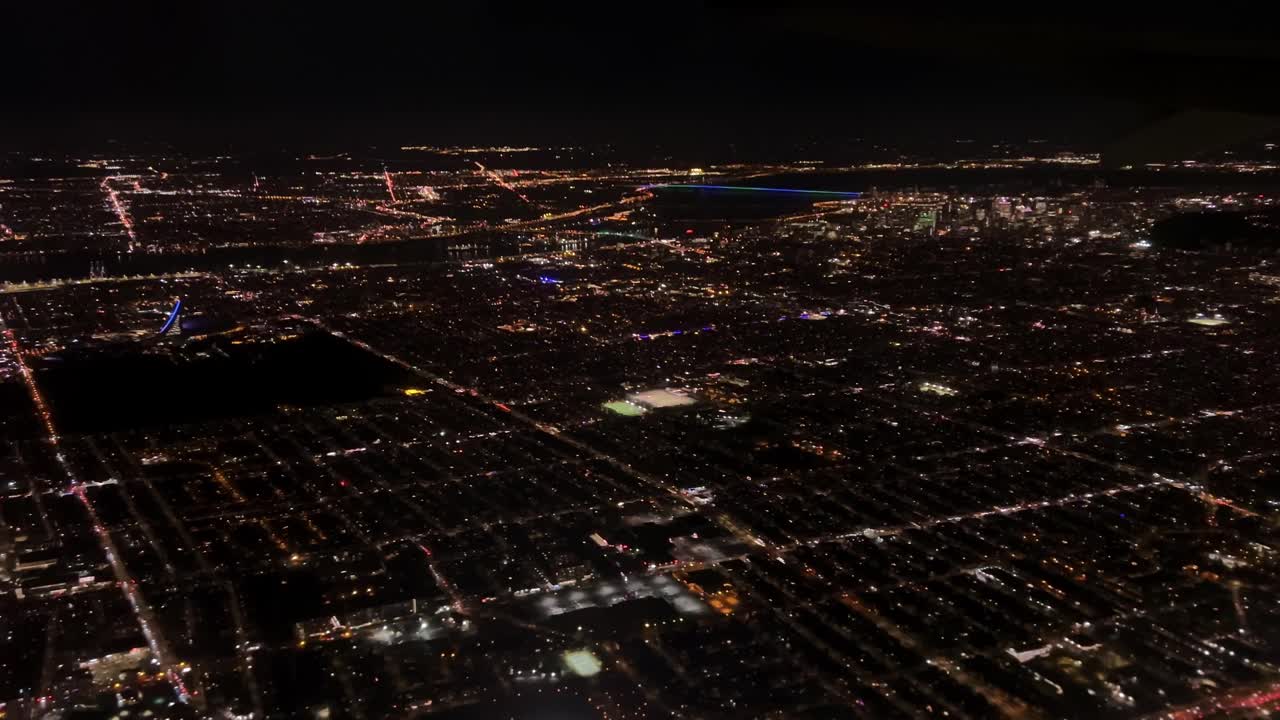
[158,299,182,335]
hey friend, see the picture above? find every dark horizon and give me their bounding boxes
[7,6,1279,151]
[0,106,1158,155]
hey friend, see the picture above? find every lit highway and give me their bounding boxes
[1,317,200,709]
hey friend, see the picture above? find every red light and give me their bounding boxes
[685,229,694,234]
[339,480,348,487]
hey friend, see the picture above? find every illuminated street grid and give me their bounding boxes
[0,147,1278,719]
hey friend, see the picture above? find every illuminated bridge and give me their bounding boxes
[158,299,182,335]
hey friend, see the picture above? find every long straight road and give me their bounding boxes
[2,321,201,710]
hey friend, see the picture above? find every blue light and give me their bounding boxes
[538,276,563,285]
[158,299,182,335]
[647,183,862,197]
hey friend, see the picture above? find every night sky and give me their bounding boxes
[4,5,1278,150]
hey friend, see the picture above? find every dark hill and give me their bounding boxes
[1151,209,1280,252]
